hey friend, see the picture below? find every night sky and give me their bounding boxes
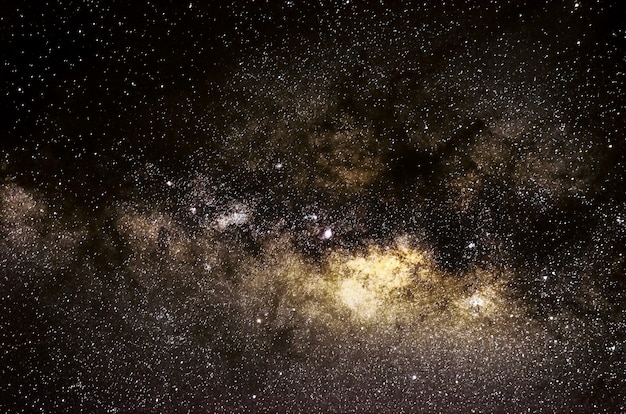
[1,1,625,412]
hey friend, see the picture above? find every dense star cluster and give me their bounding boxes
[1,1,625,412]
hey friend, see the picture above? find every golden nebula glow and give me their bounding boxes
[330,245,424,320]
[241,237,517,330]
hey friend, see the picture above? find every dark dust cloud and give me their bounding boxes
[1,1,625,413]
